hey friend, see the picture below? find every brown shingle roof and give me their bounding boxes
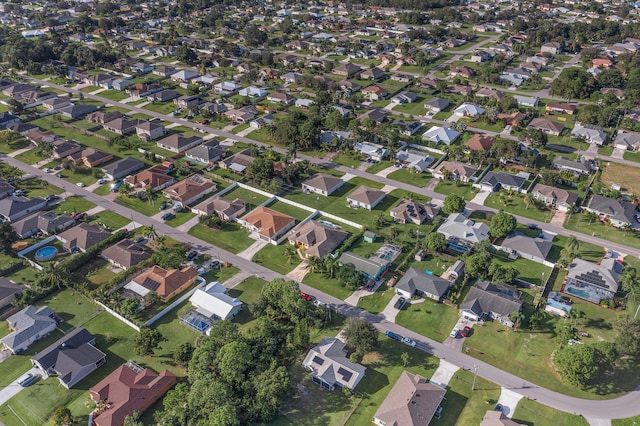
[133,266,198,299]
[243,206,295,239]
[101,239,150,269]
[466,134,496,151]
[58,223,111,251]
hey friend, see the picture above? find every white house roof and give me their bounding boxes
[438,213,490,244]
[453,103,485,116]
[189,282,242,321]
[423,126,460,144]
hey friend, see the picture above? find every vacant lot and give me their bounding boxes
[601,162,640,196]
[397,301,460,343]
[188,222,255,254]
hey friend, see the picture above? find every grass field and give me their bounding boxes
[601,162,640,196]
[252,243,301,275]
[188,222,255,254]
[513,398,588,426]
[14,147,44,165]
[115,195,160,217]
[438,370,502,426]
[564,211,640,249]
[222,186,270,207]
[356,286,395,314]
[90,210,130,230]
[56,195,96,213]
[265,199,313,222]
[484,192,552,222]
[302,271,353,300]
[387,169,432,188]
[396,301,460,342]
[434,180,479,201]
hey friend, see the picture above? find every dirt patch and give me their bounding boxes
[601,162,640,196]
[362,351,383,364]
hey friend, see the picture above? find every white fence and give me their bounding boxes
[145,278,206,326]
[17,235,59,271]
[95,300,141,332]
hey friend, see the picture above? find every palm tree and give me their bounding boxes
[118,183,130,197]
[566,235,580,253]
[283,244,298,264]
[144,187,158,206]
[38,263,69,290]
[143,225,159,247]
[307,256,323,273]
[524,193,534,210]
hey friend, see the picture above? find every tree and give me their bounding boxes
[0,221,19,253]
[143,291,161,308]
[553,344,602,387]
[119,298,140,317]
[489,210,517,239]
[283,244,298,264]
[614,316,640,358]
[245,157,274,185]
[37,263,69,290]
[519,128,547,147]
[144,187,158,205]
[550,68,598,100]
[620,267,640,294]
[134,326,167,356]
[0,129,19,146]
[143,225,158,246]
[174,342,195,367]
[342,317,379,356]
[442,194,466,214]
[52,407,74,426]
[35,141,54,159]
[199,214,224,229]
[465,253,490,279]
[524,193,535,210]
[152,245,188,269]
[401,352,410,367]
[175,44,198,65]
[122,413,143,426]
[425,232,447,252]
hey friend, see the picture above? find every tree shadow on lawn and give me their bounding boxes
[438,389,468,426]
[583,360,639,396]
[373,194,399,213]
[582,317,612,330]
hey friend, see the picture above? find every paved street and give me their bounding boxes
[3,155,640,419]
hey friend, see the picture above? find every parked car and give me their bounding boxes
[13,189,26,196]
[18,373,38,387]
[71,212,85,221]
[385,331,402,341]
[394,297,406,310]
[186,250,199,260]
[401,337,416,347]
[159,203,169,210]
[450,328,460,338]
[300,292,314,302]
[435,406,443,419]
[133,237,146,244]
[460,326,471,337]
[97,179,107,185]
[161,212,175,221]
[45,194,57,202]
[76,182,85,187]
[495,403,503,412]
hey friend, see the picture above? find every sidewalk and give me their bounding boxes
[236,239,268,261]
[222,271,252,289]
[176,215,200,233]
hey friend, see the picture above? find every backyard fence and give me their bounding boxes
[95,300,141,332]
[144,278,206,327]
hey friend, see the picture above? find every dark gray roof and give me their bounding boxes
[552,156,591,174]
[480,171,525,189]
[0,278,22,302]
[185,141,226,162]
[502,233,552,260]
[0,196,46,221]
[1,305,56,351]
[32,328,105,388]
[395,268,450,298]
[101,157,145,179]
[339,251,387,277]
[567,258,621,293]
[586,195,637,224]
[424,97,450,109]
[60,104,98,117]
[461,282,522,318]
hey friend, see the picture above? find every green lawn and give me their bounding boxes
[598,146,614,156]
[484,192,552,222]
[356,286,395,314]
[143,101,178,115]
[366,160,394,174]
[222,186,270,207]
[490,251,552,286]
[0,138,31,154]
[14,178,64,198]
[188,222,255,254]
[332,152,364,168]
[513,398,588,426]
[407,253,456,276]
[200,265,240,284]
[396,301,460,343]
[302,271,353,300]
[565,211,640,249]
[230,123,250,134]
[115,195,161,216]
[14,147,45,165]
[345,176,385,190]
[265,199,313,222]
[387,169,432,188]
[548,235,605,264]
[227,277,268,328]
[165,210,196,228]
[56,168,105,186]
[434,180,479,201]
[392,99,427,116]
[98,89,130,102]
[90,210,130,230]
[56,195,96,213]
[252,243,301,275]
[246,128,274,144]
[438,370,502,426]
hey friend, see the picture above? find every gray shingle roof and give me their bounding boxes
[395,268,451,299]
[461,282,522,318]
[502,233,552,260]
[1,305,56,352]
[567,258,621,293]
[586,195,637,225]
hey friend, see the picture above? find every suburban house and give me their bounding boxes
[193,197,246,221]
[466,134,496,152]
[354,142,388,161]
[347,186,386,210]
[101,157,145,181]
[90,363,177,426]
[42,96,71,111]
[395,150,435,172]
[185,141,226,166]
[453,103,485,117]
[156,134,203,154]
[564,258,622,303]
[546,103,576,115]
[57,223,111,252]
[475,88,504,101]
[31,328,106,389]
[124,164,175,193]
[0,278,22,310]
[395,268,451,301]
[585,195,637,228]
[551,156,593,176]
[174,95,205,109]
[223,108,256,124]
[162,175,217,208]
[148,89,179,103]
[531,183,578,212]
[239,86,267,97]
[572,122,607,145]
[333,63,362,78]
[528,118,564,136]
[87,111,123,124]
[52,140,82,159]
[135,120,166,141]
[241,206,296,244]
[481,410,526,426]
[338,250,394,281]
[302,337,366,391]
[501,233,552,264]
[0,195,47,222]
[288,220,349,258]
[390,92,419,104]
[125,265,199,302]
[101,239,150,270]
[1,305,57,354]
[103,117,138,136]
[432,161,478,182]
[11,211,75,239]
[188,281,243,324]
[541,41,562,54]
[614,131,640,151]
[213,81,241,95]
[476,171,527,193]
[302,173,344,197]
[424,97,450,113]
[438,213,490,252]
[220,149,256,173]
[362,85,388,101]
[514,95,539,107]
[170,70,199,82]
[267,92,296,105]
[423,126,460,144]
[460,282,523,327]
[373,371,446,426]
[391,199,439,225]
[69,148,113,168]
[59,104,98,119]
[361,67,385,80]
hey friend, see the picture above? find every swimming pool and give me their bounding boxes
[35,246,58,262]
[318,220,340,229]
[424,270,433,275]
[565,287,591,300]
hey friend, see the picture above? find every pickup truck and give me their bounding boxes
[385,331,402,341]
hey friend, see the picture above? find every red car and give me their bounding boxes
[460,326,471,337]
[300,292,314,302]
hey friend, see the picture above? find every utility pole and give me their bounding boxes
[472,365,478,391]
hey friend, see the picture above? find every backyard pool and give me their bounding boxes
[318,220,341,229]
[35,246,58,262]
[424,270,433,275]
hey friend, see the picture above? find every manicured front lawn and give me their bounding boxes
[434,180,479,201]
[302,271,353,300]
[56,195,96,213]
[346,176,385,190]
[115,195,161,217]
[222,185,270,207]
[332,152,364,168]
[200,265,240,284]
[484,192,552,222]
[14,178,63,198]
[0,138,31,154]
[392,99,427,115]
[90,210,130,230]
[188,222,255,254]
[356,286,395,314]
[565,211,640,249]
[366,159,394,174]
[165,210,196,227]
[438,370,502,426]
[14,147,45,165]
[227,276,268,328]
[396,301,460,342]
[98,89,130,102]
[513,398,588,426]
[490,251,552,286]
[548,235,604,264]
[143,101,178,115]
[387,169,432,188]
[252,243,301,274]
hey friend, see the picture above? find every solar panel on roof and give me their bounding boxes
[312,356,324,366]
[141,277,160,291]
[337,367,353,382]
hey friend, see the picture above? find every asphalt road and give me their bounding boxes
[1,155,637,421]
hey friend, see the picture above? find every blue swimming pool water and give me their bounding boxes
[35,246,58,262]
[566,287,590,300]
[424,270,433,275]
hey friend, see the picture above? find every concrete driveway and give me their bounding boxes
[497,387,524,418]
[430,359,459,387]
[380,293,402,322]
[0,366,40,406]
[443,318,474,351]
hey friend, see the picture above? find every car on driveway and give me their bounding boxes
[461,326,471,337]
[133,237,146,244]
[450,328,460,338]
[18,373,38,387]
[76,182,85,187]
[161,212,174,221]
[495,403,503,412]
[401,337,416,347]
[385,331,402,341]
[97,179,107,185]
[394,297,406,309]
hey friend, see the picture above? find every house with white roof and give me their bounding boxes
[354,142,388,161]
[423,126,460,144]
[572,122,607,145]
[239,86,267,97]
[188,282,242,324]
[453,103,485,117]
[438,213,489,252]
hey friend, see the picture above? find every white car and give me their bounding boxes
[450,328,460,338]
[76,182,85,187]
[401,337,416,347]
